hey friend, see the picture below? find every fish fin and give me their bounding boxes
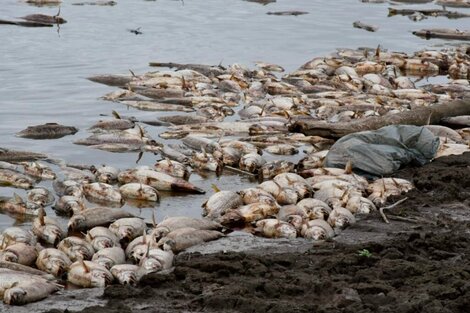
[201,147,207,158]
[112,110,121,119]
[80,259,90,273]
[38,207,46,226]
[375,45,380,59]
[12,193,23,204]
[344,160,353,174]
[142,229,147,244]
[151,210,157,228]
[217,131,225,143]
[129,69,137,78]
[136,151,143,164]
[211,184,220,193]
[165,158,173,169]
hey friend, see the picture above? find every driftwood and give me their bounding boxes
[289,98,470,138]
[413,28,470,40]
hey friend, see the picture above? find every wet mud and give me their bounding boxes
[34,153,470,312]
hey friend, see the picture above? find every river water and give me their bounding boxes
[0,0,468,230]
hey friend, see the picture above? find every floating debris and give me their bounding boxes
[353,21,379,32]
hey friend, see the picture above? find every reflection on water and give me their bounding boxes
[0,0,468,230]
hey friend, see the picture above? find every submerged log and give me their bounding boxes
[289,98,470,138]
[413,28,470,40]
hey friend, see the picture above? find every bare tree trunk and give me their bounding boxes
[289,98,470,138]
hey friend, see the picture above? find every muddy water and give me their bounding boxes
[0,0,468,231]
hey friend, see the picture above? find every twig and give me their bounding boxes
[379,197,408,224]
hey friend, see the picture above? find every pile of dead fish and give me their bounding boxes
[0,212,224,305]
[87,45,470,179]
[202,170,413,240]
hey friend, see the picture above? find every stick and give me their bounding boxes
[379,197,408,224]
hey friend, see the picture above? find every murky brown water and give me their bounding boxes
[0,0,468,231]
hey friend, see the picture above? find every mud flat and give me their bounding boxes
[7,152,466,313]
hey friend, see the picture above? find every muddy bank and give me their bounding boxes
[36,153,470,313]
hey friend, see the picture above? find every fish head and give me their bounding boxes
[68,215,85,231]
[285,215,303,232]
[15,177,33,189]
[151,227,170,242]
[131,245,147,263]
[118,272,138,287]
[140,256,163,273]
[118,227,134,242]
[0,251,18,263]
[95,257,113,270]
[49,259,67,277]
[91,270,113,287]
[42,170,56,180]
[3,285,27,305]
[97,173,113,184]
[306,226,327,241]
[44,227,63,246]
[94,238,114,250]
[333,216,349,230]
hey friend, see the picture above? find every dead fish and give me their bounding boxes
[353,21,378,32]
[139,246,174,273]
[301,219,335,240]
[346,196,376,214]
[119,183,159,202]
[264,144,298,155]
[32,208,64,246]
[266,11,309,16]
[3,278,61,305]
[72,1,117,7]
[160,145,191,164]
[121,100,194,112]
[275,187,300,205]
[36,248,72,277]
[435,0,470,8]
[213,146,242,167]
[327,207,356,230]
[0,161,22,172]
[83,182,122,204]
[108,218,146,243]
[222,140,260,155]
[125,234,157,263]
[202,188,244,219]
[52,180,83,197]
[23,162,56,180]
[258,180,282,197]
[367,178,413,206]
[85,227,120,251]
[191,150,223,173]
[219,202,280,226]
[255,219,297,239]
[158,115,208,125]
[0,194,41,216]
[20,13,67,24]
[27,187,54,207]
[92,247,126,269]
[297,151,328,170]
[0,243,37,266]
[238,188,277,206]
[16,123,77,139]
[442,115,470,128]
[152,216,223,241]
[52,196,86,216]
[92,165,119,184]
[89,119,135,132]
[254,62,285,72]
[260,160,295,180]
[154,159,190,180]
[68,207,135,232]
[296,198,332,220]
[0,169,34,189]
[110,264,141,286]
[118,168,205,194]
[0,148,47,162]
[182,135,221,153]
[239,153,266,174]
[0,227,37,249]
[157,227,224,253]
[57,237,95,262]
[67,260,113,288]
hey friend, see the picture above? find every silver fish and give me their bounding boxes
[57,236,95,262]
[68,207,135,232]
[85,226,120,251]
[110,264,141,286]
[36,248,72,277]
[16,123,78,139]
[0,227,37,249]
[67,260,113,288]
[27,187,55,207]
[0,243,37,266]
[52,195,86,216]
[0,169,34,189]
[32,208,64,246]
[92,247,126,269]
[83,182,123,204]
[255,219,297,239]
[23,162,56,180]
[119,183,159,202]
[202,189,244,219]
[109,217,146,242]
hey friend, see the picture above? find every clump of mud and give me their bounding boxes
[52,153,470,313]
